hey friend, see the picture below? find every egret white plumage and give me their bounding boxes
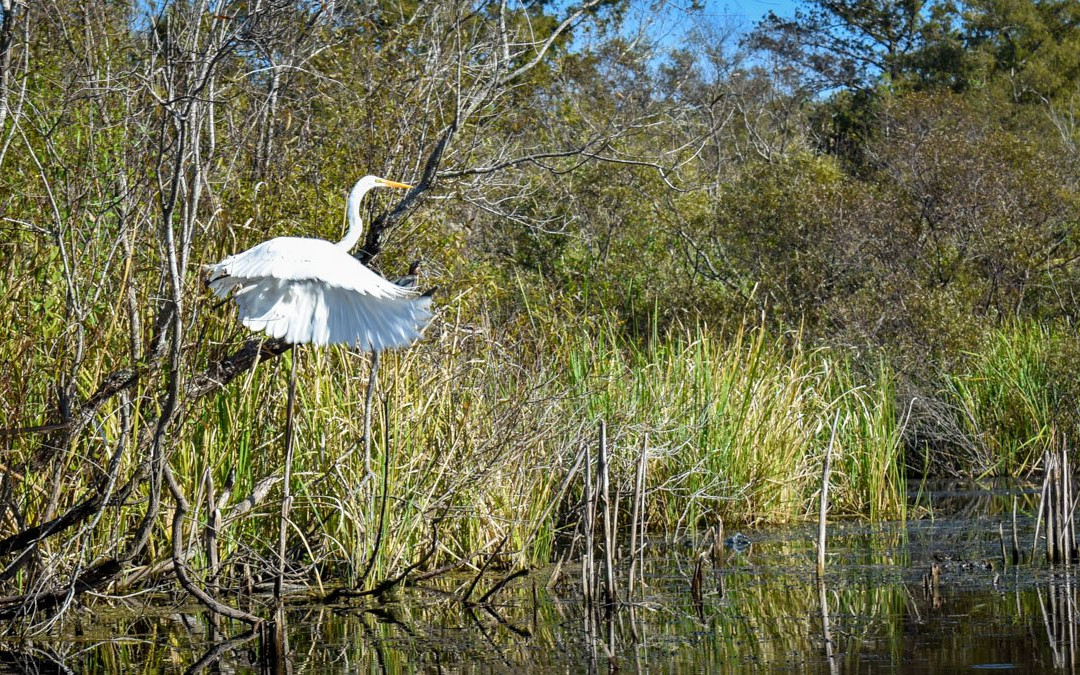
[207,176,432,349]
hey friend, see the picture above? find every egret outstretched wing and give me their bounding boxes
[207,175,431,349]
[222,277,430,349]
[210,238,416,300]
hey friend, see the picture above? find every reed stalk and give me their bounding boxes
[818,411,840,577]
[598,420,616,607]
[275,348,299,601]
[627,433,647,602]
[581,441,595,609]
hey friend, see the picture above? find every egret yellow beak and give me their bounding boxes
[377,178,414,189]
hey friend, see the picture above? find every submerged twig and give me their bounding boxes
[325,516,441,603]
[1011,497,1020,566]
[818,576,838,675]
[999,523,1008,569]
[462,533,509,604]
[478,567,529,605]
[186,628,259,675]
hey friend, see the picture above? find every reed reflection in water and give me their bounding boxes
[4,483,1080,672]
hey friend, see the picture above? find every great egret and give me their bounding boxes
[208,176,432,349]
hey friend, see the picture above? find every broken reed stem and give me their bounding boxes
[275,347,300,602]
[1055,447,1064,564]
[611,481,621,566]
[691,553,705,622]
[204,469,219,596]
[598,420,616,607]
[1011,497,1020,566]
[1035,461,1049,563]
[712,518,725,566]
[1047,449,1057,564]
[1057,442,1074,565]
[1040,442,1077,566]
[261,605,289,671]
[1069,444,1075,565]
[628,433,647,602]
[1062,447,1071,561]
[817,411,840,578]
[1064,443,1075,565]
[999,523,1008,569]
[582,440,595,608]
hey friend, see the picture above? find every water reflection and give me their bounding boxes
[1040,572,1080,670]
[5,481,1080,672]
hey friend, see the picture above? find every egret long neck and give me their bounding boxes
[336,179,374,252]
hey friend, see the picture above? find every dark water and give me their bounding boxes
[4,480,1078,673]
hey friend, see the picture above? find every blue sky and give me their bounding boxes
[611,0,804,51]
[708,0,802,25]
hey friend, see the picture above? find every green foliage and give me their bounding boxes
[747,0,935,91]
[962,0,1080,103]
[750,0,1080,104]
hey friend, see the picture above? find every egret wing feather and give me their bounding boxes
[210,237,412,300]
[324,284,431,350]
[222,275,430,349]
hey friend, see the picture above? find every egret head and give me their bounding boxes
[361,175,413,191]
[343,176,416,248]
[347,175,414,213]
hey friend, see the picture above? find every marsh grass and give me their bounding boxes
[560,323,907,527]
[939,321,1078,476]
[0,243,1061,596]
[164,305,915,589]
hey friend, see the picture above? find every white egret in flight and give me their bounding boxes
[208,176,432,349]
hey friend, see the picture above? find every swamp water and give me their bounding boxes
[2,481,1075,672]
